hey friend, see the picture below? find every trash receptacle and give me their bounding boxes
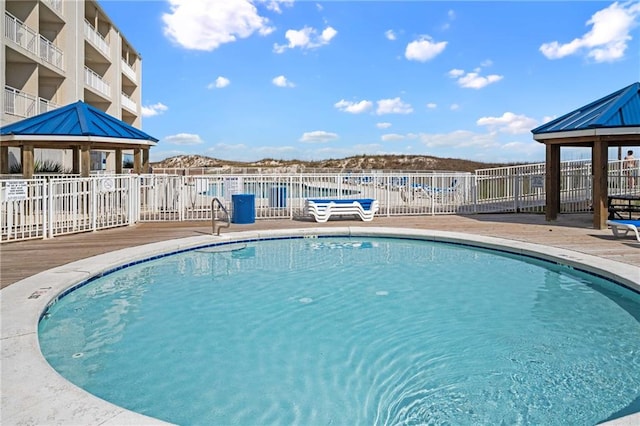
[231,194,255,224]
[269,186,287,208]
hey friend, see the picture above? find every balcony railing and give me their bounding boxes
[84,20,109,56]
[121,92,137,112]
[121,59,136,82]
[4,12,64,70]
[84,67,111,98]
[41,0,63,14]
[4,86,59,118]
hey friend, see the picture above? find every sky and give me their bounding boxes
[99,0,640,164]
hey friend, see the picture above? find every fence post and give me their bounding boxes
[41,179,48,239]
[513,172,520,212]
[48,179,54,239]
[91,177,97,231]
[182,175,188,222]
[128,175,136,225]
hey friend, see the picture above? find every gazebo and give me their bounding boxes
[532,82,640,230]
[0,101,158,178]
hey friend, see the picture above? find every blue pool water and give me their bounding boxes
[39,237,640,425]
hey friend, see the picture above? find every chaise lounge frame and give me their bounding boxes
[607,219,640,242]
[305,198,379,223]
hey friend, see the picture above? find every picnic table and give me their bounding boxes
[608,194,640,220]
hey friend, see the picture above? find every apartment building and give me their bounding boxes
[1,0,143,171]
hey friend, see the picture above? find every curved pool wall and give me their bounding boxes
[1,227,639,426]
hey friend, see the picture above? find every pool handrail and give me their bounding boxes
[211,197,230,235]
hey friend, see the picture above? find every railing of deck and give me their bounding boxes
[4,12,63,70]
[121,92,137,112]
[4,86,59,119]
[42,0,63,14]
[2,160,639,242]
[121,59,136,82]
[84,20,109,56]
[85,66,111,98]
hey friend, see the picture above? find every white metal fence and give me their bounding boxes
[2,160,639,243]
[1,176,134,242]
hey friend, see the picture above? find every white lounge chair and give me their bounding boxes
[607,219,640,242]
[305,198,379,223]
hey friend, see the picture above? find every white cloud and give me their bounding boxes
[376,122,392,129]
[442,9,456,30]
[500,141,545,158]
[377,97,413,115]
[299,130,339,143]
[259,0,293,14]
[207,76,230,89]
[476,112,539,134]
[385,30,397,41]
[448,68,503,89]
[426,103,437,109]
[405,36,447,62]
[540,1,640,62]
[272,75,295,87]
[164,133,204,145]
[418,130,499,150]
[274,26,338,53]
[141,102,168,117]
[162,0,274,51]
[450,103,460,110]
[334,99,373,114]
[381,133,406,142]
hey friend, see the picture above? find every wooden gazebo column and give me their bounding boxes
[81,143,91,177]
[1,146,9,174]
[115,148,123,174]
[142,148,150,173]
[133,148,142,174]
[21,144,34,179]
[72,146,80,175]
[545,143,561,222]
[592,137,609,230]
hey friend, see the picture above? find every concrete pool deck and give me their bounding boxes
[1,214,639,425]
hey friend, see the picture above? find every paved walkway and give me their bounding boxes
[2,213,639,288]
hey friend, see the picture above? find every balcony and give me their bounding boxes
[4,86,59,119]
[4,12,64,70]
[121,59,136,82]
[84,67,111,98]
[121,92,137,112]
[42,0,63,14]
[84,20,110,57]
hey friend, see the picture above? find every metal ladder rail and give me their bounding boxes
[211,197,230,236]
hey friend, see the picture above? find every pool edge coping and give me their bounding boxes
[1,226,638,425]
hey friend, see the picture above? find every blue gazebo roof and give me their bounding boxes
[532,82,640,136]
[0,101,158,142]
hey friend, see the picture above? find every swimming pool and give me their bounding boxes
[36,231,640,425]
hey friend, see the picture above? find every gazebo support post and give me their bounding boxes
[21,144,34,179]
[142,148,150,173]
[592,138,608,230]
[72,146,80,175]
[115,149,123,174]
[133,148,142,174]
[1,146,9,174]
[81,143,91,177]
[545,144,561,221]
